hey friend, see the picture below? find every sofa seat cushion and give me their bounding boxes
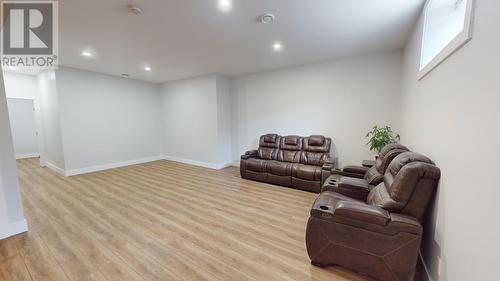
[267,161,293,176]
[293,164,322,181]
[245,158,268,173]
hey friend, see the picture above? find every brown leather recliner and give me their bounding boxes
[240,134,334,193]
[306,152,441,281]
[326,143,409,185]
[322,143,409,200]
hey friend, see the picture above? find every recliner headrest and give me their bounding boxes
[263,134,278,143]
[308,135,325,146]
[284,136,300,145]
[303,136,331,153]
[375,143,410,174]
[280,135,303,151]
[259,134,281,148]
[379,143,409,158]
[387,152,435,177]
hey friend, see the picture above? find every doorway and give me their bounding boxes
[6,98,39,160]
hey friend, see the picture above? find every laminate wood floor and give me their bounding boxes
[1,158,422,281]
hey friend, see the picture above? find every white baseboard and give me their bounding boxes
[46,155,233,176]
[0,219,28,240]
[419,251,433,281]
[64,155,165,176]
[216,161,235,169]
[15,153,40,160]
[45,162,65,176]
[163,155,233,170]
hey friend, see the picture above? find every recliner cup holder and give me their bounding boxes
[319,205,329,210]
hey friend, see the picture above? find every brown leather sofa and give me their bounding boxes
[240,134,334,193]
[306,152,441,281]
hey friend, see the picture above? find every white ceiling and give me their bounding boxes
[58,0,425,83]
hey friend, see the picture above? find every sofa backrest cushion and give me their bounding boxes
[258,134,281,160]
[278,135,303,163]
[364,143,409,185]
[300,135,332,166]
[260,134,280,148]
[367,152,441,220]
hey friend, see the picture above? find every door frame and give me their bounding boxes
[6,97,46,167]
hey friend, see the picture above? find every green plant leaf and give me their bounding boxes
[365,125,400,153]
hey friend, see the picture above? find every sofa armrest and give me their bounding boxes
[322,163,335,171]
[310,192,422,235]
[330,169,365,179]
[320,157,336,186]
[334,201,390,226]
[241,150,258,160]
[321,156,336,171]
[343,165,369,175]
[245,150,258,155]
[389,214,423,235]
[335,177,371,201]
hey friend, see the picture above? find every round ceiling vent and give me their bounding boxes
[120,73,130,78]
[258,14,275,24]
[127,5,143,15]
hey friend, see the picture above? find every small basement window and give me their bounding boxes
[419,0,474,79]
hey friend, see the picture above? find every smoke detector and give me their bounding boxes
[127,5,143,15]
[258,14,275,24]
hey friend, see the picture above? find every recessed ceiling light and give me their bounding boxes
[217,0,232,12]
[272,42,283,52]
[82,50,92,57]
[144,65,152,71]
[258,14,275,24]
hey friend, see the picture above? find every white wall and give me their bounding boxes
[0,71,27,239]
[38,70,65,170]
[216,75,232,164]
[2,72,39,99]
[6,98,39,158]
[230,51,403,167]
[55,67,164,174]
[400,1,500,281]
[160,74,233,168]
[160,75,220,166]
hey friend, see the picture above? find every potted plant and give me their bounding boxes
[365,125,400,156]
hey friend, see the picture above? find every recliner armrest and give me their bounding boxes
[245,150,257,155]
[322,163,335,171]
[241,150,258,160]
[321,156,336,171]
[342,165,369,175]
[310,191,422,235]
[334,201,390,226]
[320,157,337,186]
[335,177,371,201]
[330,169,365,179]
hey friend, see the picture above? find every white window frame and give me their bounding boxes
[418,0,475,80]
